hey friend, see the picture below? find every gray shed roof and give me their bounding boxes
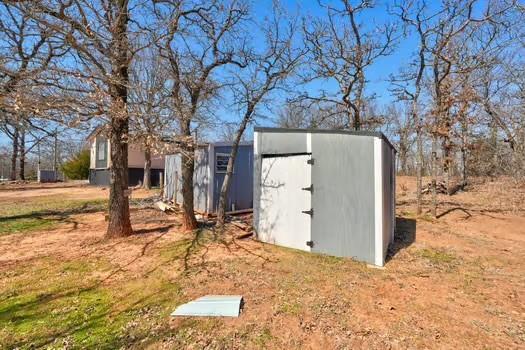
[254,127,397,152]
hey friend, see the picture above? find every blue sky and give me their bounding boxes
[1,0,417,149]
[266,0,416,106]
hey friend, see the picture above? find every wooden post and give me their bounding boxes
[159,171,164,197]
[53,130,58,181]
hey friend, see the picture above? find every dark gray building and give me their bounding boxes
[253,127,396,266]
[164,142,253,214]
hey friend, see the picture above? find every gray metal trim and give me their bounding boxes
[254,127,397,153]
[261,152,311,158]
[210,141,252,147]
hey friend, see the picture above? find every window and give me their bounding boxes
[216,153,231,173]
[97,138,107,161]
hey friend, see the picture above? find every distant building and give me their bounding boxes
[87,127,165,187]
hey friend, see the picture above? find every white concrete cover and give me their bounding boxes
[171,295,243,317]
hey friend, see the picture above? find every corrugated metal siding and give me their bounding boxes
[381,140,395,254]
[193,148,209,212]
[164,154,181,203]
[310,134,376,263]
[212,145,253,212]
[164,149,209,212]
[165,145,253,213]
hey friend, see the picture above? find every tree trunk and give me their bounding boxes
[180,122,198,231]
[10,126,19,181]
[216,113,250,226]
[106,114,133,238]
[105,0,133,238]
[461,117,468,185]
[489,119,498,178]
[399,143,408,175]
[353,105,361,131]
[441,113,452,194]
[19,129,25,180]
[431,135,438,218]
[143,146,151,189]
[415,121,423,216]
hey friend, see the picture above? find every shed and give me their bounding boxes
[164,142,253,214]
[253,127,396,266]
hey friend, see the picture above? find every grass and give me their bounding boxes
[0,198,107,236]
[254,326,274,348]
[0,255,183,349]
[0,223,217,349]
[419,247,457,266]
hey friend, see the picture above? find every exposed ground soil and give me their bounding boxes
[0,178,524,349]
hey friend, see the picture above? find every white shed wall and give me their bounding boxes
[90,139,96,168]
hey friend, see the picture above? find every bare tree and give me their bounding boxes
[0,1,62,180]
[26,0,138,237]
[302,0,396,130]
[427,0,516,216]
[387,104,414,175]
[216,4,306,226]
[154,0,249,230]
[392,0,432,215]
[129,49,172,189]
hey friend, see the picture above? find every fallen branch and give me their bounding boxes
[155,201,175,212]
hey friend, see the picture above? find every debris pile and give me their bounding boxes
[421,181,467,196]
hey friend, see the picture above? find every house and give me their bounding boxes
[164,142,253,214]
[253,127,396,266]
[87,128,165,187]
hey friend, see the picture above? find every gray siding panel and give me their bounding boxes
[164,150,208,212]
[382,140,395,254]
[212,145,253,212]
[310,134,375,263]
[260,132,307,155]
[193,148,209,212]
[164,154,180,202]
[164,149,208,212]
[89,169,110,186]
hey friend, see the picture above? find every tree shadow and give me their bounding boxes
[437,207,472,219]
[386,216,416,262]
[0,206,103,223]
[0,202,105,234]
[134,224,175,235]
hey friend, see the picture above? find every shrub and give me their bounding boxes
[62,150,90,180]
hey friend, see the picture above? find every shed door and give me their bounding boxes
[258,154,312,252]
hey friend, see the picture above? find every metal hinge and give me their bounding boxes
[306,241,314,248]
[307,158,314,165]
[301,184,314,193]
[301,209,313,216]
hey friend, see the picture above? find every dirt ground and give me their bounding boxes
[0,181,154,201]
[0,177,524,349]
